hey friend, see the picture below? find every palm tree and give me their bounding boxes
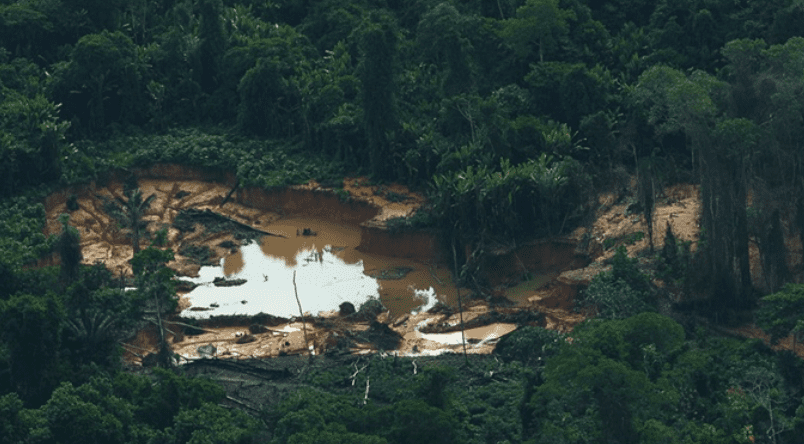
[107,188,157,255]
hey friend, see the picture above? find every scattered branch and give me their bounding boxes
[225,395,260,413]
[351,360,368,386]
[119,342,149,357]
[162,319,217,334]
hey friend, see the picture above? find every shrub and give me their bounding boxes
[431,153,589,248]
[656,222,692,283]
[757,283,804,346]
[579,246,654,319]
[494,326,564,366]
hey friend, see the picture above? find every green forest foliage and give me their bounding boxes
[579,245,655,319]
[260,315,804,444]
[3,0,804,442]
[2,0,803,287]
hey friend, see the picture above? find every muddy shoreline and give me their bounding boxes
[47,165,564,363]
[44,164,716,365]
[43,164,804,366]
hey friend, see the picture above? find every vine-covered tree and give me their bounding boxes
[131,247,176,368]
[237,57,292,137]
[0,293,65,406]
[416,3,475,96]
[358,10,399,178]
[501,0,576,63]
[631,66,753,310]
[56,214,82,287]
[198,0,226,95]
[48,30,145,134]
[0,90,68,196]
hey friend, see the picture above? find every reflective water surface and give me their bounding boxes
[180,217,449,319]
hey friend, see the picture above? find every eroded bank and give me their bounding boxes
[44,164,594,363]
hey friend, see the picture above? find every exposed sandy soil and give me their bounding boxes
[45,168,509,364]
[342,177,427,222]
[159,307,516,362]
[45,178,264,277]
[45,168,804,364]
[500,183,703,330]
[584,182,701,259]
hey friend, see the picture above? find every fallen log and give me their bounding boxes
[220,180,239,207]
[162,320,218,334]
[174,208,288,238]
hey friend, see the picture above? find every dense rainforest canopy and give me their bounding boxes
[3,0,804,442]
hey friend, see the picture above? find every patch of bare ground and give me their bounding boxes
[47,167,804,365]
[46,167,511,364]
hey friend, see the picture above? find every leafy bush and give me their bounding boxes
[384,208,436,233]
[431,153,588,246]
[3,371,257,443]
[579,246,654,319]
[351,297,386,321]
[581,275,650,319]
[371,399,458,444]
[267,387,378,444]
[757,283,804,345]
[68,129,347,189]
[494,326,565,366]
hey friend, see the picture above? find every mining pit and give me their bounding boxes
[45,164,804,364]
[46,165,567,363]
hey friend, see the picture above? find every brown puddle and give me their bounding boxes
[43,165,595,363]
[64,169,801,364]
[180,216,457,320]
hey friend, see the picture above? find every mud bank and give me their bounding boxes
[234,186,379,224]
[44,165,437,272]
[358,223,442,261]
[45,164,597,365]
[480,238,591,287]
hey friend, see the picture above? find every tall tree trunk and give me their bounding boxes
[698,145,752,312]
[761,209,790,293]
[638,158,656,253]
[360,14,398,178]
[133,223,140,256]
[797,198,804,283]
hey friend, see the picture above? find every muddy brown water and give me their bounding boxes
[44,165,597,360]
[180,217,458,320]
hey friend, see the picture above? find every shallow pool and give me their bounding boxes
[179,217,448,319]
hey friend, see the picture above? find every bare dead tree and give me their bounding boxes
[292,270,311,358]
[452,237,468,365]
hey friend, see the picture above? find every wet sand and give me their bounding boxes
[44,167,593,364]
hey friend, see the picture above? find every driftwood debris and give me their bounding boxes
[175,208,287,238]
[163,320,218,334]
[212,277,247,287]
